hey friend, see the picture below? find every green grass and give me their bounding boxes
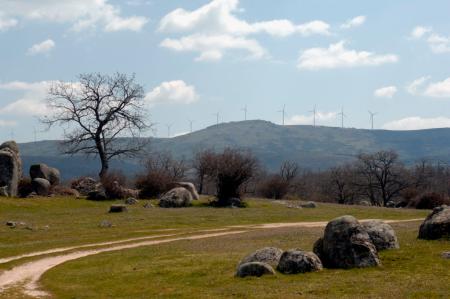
[0,197,428,261]
[40,221,450,299]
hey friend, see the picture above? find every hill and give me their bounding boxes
[18,120,450,179]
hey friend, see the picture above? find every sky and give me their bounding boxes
[1,0,450,142]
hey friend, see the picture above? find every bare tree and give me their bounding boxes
[42,73,149,178]
[192,149,216,194]
[280,161,299,183]
[328,165,357,204]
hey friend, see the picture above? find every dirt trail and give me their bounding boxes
[0,218,423,298]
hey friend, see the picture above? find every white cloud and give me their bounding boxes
[158,0,330,61]
[374,86,397,98]
[410,26,450,54]
[0,81,53,116]
[340,15,366,29]
[423,77,450,98]
[406,76,430,95]
[287,111,338,125]
[0,0,148,32]
[297,41,398,70]
[0,12,18,31]
[145,80,199,105]
[27,39,55,55]
[383,116,450,130]
[0,120,16,127]
[160,34,266,61]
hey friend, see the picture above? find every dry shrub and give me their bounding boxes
[18,177,33,198]
[257,175,290,199]
[50,185,80,197]
[101,171,128,199]
[408,192,450,209]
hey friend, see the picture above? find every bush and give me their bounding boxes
[408,192,450,209]
[50,185,80,197]
[101,171,128,199]
[17,177,33,198]
[135,172,174,199]
[257,175,290,199]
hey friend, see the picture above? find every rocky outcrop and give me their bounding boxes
[0,141,22,197]
[314,215,380,269]
[363,220,399,250]
[31,178,51,196]
[175,182,200,200]
[159,187,193,208]
[418,205,450,240]
[71,177,98,196]
[30,164,60,186]
[277,249,323,274]
[235,262,275,278]
[238,247,283,268]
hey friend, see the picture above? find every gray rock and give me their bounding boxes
[277,249,323,274]
[71,177,98,195]
[418,205,450,240]
[87,190,108,201]
[239,247,283,268]
[301,201,317,208]
[386,201,396,208]
[159,187,193,208]
[6,221,16,228]
[315,215,380,269]
[235,262,275,278]
[363,220,399,250]
[109,204,128,213]
[31,178,51,196]
[125,197,139,205]
[30,164,60,186]
[143,202,154,208]
[99,220,113,228]
[0,141,22,197]
[442,252,450,259]
[360,200,371,206]
[175,182,200,200]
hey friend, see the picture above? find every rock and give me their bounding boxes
[125,197,139,205]
[230,197,242,207]
[175,182,200,200]
[110,181,139,199]
[277,249,323,274]
[87,190,108,201]
[143,202,154,208]
[71,177,98,196]
[6,221,16,228]
[386,201,396,208]
[30,164,60,186]
[235,262,275,278]
[312,237,325,263]
[360,200,371,206]
[301,201,317,208]
[159,187,193,208]
[418,205,450,240]
[0,141,22,197]
[362,220,399,250]
[239,247,283,268]
[442,252,450,259]
[50,186,80,197]
[0,186,8,197]
[109,204,128,213]
[31,178,51,196]
[99,220,113,228]
[315,215,380,269]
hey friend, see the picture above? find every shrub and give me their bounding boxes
[101,171,128,199]
[17,177,33,198]
[135,172,174,199]
[50,185,80,197]
[257,175,290,199]
[408,192,450,209]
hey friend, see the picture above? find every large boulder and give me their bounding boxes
[71,177,98,196]
[32,178,51,196]
[175,182,200,200]
[418,205,450,240]
[362,220,399,250]
[30,164,60,186]
[239,247,283,268]
[159,187,193,208]
[314,215,380,269]
[0,141,22,197]
[277,249,323,274]
[235,262,275,278]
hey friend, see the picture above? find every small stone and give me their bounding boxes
[6,221,16,228]
[143,202,154,208]
[442,252,450,259]
[99,220,113,228]
[301,201,317,208]
[125,197,139,205]
[109,204,128,213]
[235,262,275,278]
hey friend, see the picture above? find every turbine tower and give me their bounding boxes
[213,112,220,126]
[338,107,346,128]
[278,105,286,126]
[188,119,194,133]
[165,123,173,138]
[368,111,377,130]
[309,105,317,127]
[241,105,248,121]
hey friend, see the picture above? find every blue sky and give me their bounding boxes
[1,0,450,142]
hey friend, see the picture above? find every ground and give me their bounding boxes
[0,197,448,298]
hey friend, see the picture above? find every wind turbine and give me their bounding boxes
[188,119,194,133]
[278,105,286,125]
[309,105,317,127]
[165,123,173,138]
[338,107,346,128]
[368,111,377,130]
[241,105,248,121]
[213,112,220,126]
[33,127,37,143]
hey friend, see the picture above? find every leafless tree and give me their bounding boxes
[42,73,149,178]
[328,165,357,204]
[192,149,216,194]
[280,161,299,182]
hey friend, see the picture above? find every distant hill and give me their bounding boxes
[18,120,450,180]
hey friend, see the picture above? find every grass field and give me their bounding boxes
[0,197,448,298]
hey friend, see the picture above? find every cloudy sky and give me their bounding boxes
[1,0,450,142]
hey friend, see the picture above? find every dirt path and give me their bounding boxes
[0,218,423,298]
